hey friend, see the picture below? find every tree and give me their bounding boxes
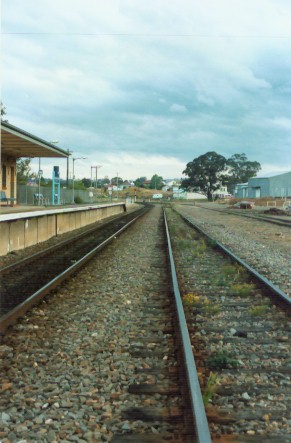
[16,158,33,183]
[224,153,261,193]
[73,179,87,190]
[81,178,91,188]
[134,177,147,188]
[1,101,8,122]
[182,151,227,200]
[111,176,123,185]
[149,174,163,190]
[101,177,110,186]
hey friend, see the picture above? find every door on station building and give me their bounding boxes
[1,164,7,190]
[10,166,15,198]
[255,187,261,198]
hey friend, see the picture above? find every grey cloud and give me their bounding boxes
[2,0,291,178]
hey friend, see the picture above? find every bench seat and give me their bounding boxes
[0,191,16,206]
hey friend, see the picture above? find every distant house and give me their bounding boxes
[213,185,232,198]
[234,171,291,198]
[122,180,134,188]
[172,187,205,199]
[108,184,123,191]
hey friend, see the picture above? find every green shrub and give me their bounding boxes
[74,196,83,204]
[207,238,218,249]
[206,350,240,369]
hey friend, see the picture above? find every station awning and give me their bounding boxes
[1,121,69,159]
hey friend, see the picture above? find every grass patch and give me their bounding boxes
[193,239,207,257]
[221,263,248,282]
[203,304,221,315]
[221,264,238,279]
[248,305,269,317]
[231,283,255,297]
[176,238,192,250]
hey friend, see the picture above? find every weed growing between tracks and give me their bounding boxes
[231,282,255,297]
[214,264,257,302]
[206,350,240,370]
[248,304,269,317]
[183,293,220,315]
[221,263,248,281]
[202,372,219,407]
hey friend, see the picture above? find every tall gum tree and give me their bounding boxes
[182,151,227,200]
[224,153,261,194]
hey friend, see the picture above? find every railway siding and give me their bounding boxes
[175,204,291,298]
[166,207,290,441]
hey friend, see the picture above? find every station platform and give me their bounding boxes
[0,203,98,215]
[0,202,127,256]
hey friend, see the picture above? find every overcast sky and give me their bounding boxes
[2,0,291,181]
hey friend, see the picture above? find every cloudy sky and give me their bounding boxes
[2,0,291,181]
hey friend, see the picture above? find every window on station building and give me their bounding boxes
[2,164,7,188]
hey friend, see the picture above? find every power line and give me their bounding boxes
[2,31,291,39]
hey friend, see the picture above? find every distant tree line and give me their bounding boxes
[14,162,166,192]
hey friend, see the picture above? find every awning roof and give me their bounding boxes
[1,121,69,159]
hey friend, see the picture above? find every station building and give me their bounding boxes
[1,121,69,205]
[234,171,291,199]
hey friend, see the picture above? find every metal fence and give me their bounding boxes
[17,185,94,206]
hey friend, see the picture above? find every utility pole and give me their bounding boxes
[66,149,73,188]
[91,165,102,192]
[38,158,42,205]
[91,166,96,188]
[72,157,87,204]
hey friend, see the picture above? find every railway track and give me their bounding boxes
[193,203,291,228]
[166,207,290,442]
[174,203,291,298]
[0,205,151,326]
[0,205,290,442]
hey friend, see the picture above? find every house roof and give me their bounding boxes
[1,121,69,159]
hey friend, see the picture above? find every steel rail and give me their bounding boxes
[163,209,212,443]
[178,211,291,307]
[194,204,291,228]
[0,212,146,334]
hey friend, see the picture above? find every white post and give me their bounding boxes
[72,159,75,204]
